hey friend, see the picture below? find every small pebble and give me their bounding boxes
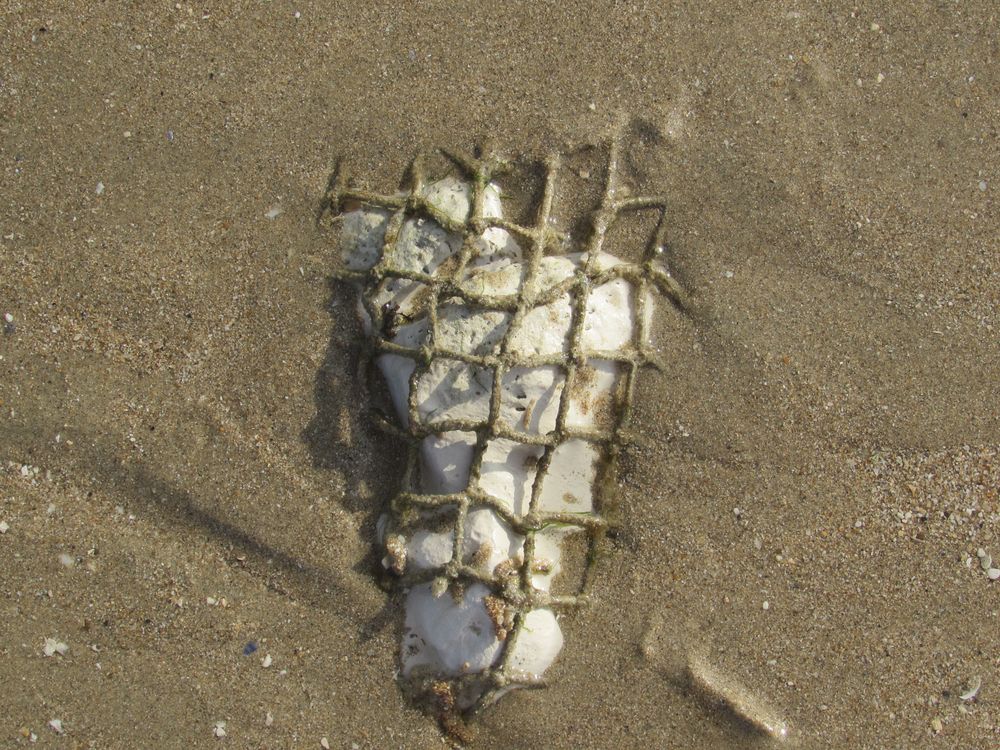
[930,717,942,734]
[265,206,282,220]
[265,712,273,727]
[48,719,63,735]
[321,739,330,750]
[262,654,273,668]
[213,721,226,738]
[58,553,75,568]
[0,521,9,533]
[978,548,992,570]
[96,181,104,195]
[762,601,770,610]
[959,676,981,701]
[988,568,1000,581]
[978,180,988,192]
[3,313,12,324]
[43,638,69,657]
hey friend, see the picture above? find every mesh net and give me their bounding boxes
[322,129,685,726]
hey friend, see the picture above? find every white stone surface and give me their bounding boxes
[462,507,524,573]
[402,582,501,676]
[419,431,476,494]
[406,527,455,571]
[505,608,564,678]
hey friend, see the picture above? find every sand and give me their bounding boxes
[1,2,998,748]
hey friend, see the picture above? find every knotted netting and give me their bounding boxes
[323,130,685,728]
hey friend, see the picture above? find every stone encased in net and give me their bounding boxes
[325,133,684,715]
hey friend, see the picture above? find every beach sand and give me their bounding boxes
[1,2,998,747]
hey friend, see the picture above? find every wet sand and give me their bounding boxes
[1,2,998,747]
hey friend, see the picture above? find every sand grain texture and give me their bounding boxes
[1,2,998,748]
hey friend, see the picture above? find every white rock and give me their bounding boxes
[406,527,455,571]
[478,438,543,514]
[402,582,502,677]
[342,173,651,707]
[979,549,993,571]
[340,208,390,272]
[476,437,598,516]
[419,431,475,494]
[42,637,68,657]
[538,439,599,513]
[505,608,563,678]
[413,356,493,426]
[529,528,571,592]
[462,507,523,573]
[373,257,644,435]
[420,176,518,266]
